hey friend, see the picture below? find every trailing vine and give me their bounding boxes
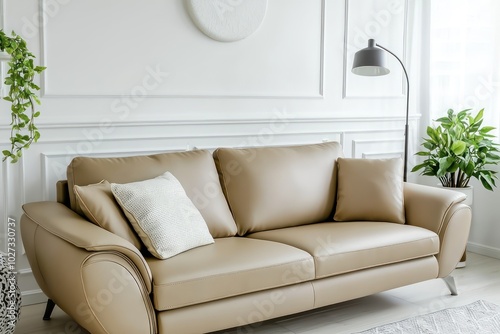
[0,30,46,163]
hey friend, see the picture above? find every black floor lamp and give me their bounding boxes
[351,39,410,182]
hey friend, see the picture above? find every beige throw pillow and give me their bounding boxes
[74,180,143,250]
[334,158,405,224]
[111,172,214,259]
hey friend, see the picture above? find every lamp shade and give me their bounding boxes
[352,39,390,76]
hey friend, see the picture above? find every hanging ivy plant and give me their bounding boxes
[0,30,46,163]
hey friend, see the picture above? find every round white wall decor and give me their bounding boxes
[186,0,268,42]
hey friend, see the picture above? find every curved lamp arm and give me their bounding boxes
[376,43,410,182]
[352,39,410,182]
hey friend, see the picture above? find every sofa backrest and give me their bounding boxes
[66,150,237,238]
[214,142,343,235]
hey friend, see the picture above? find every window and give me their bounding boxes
[429,0,500,132]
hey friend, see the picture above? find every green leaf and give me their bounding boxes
[465,160,475,175]
[415,151,430,156]
[411,163,427,172]
[451,140,466,155]
[456,110,469,122]
[480,126,496,134]
[473,108,484,124]
[437,157,455,176]
[479,173,495,191]
[435,117,450,123]
[34,66,47,73]
[423,141,436,150]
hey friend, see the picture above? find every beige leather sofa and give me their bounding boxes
[21,142,471,334]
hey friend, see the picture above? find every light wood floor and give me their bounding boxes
[14,252,500,334]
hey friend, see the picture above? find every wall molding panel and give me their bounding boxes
[28,117,414,204]
[39,0,326,99]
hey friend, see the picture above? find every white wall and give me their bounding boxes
[1,0,426,305]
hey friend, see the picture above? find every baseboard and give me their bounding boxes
[467,241,500,260]
[21,289,47,306]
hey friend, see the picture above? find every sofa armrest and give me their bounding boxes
[404,183,472,277]
[22,201,152,291]
[21,201,156,333]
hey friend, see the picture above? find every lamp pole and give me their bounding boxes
[351,39,410,182]
[375,43,410,182]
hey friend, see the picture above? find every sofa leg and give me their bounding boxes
[43,299,56,320]
[443,276,458,296]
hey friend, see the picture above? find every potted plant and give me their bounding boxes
[412,108,500,191]
[0,30,46,163]
[412,108,500,267]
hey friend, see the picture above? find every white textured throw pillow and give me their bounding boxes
[111,172,214,259]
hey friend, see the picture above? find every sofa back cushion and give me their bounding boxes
[333,157,405,224]
[67,150,237,238]
[214,142,343,235]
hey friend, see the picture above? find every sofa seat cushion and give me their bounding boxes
[147,237,315,311]
[248,222,439,279]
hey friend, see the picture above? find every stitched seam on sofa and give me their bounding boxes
[82,254,156,332]
[437,201,471,242]
[111,254,156,327]
[438,205,471,248]
[437,201,458,237]
[83,253,155,323]
[437,205,471,273]
[315,253,437,279]
[310,279,317,308]
[79,253,108,333]
[32,224,50,292]
[83,254,141,286]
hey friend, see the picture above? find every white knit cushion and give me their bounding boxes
[111,172,214,259]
